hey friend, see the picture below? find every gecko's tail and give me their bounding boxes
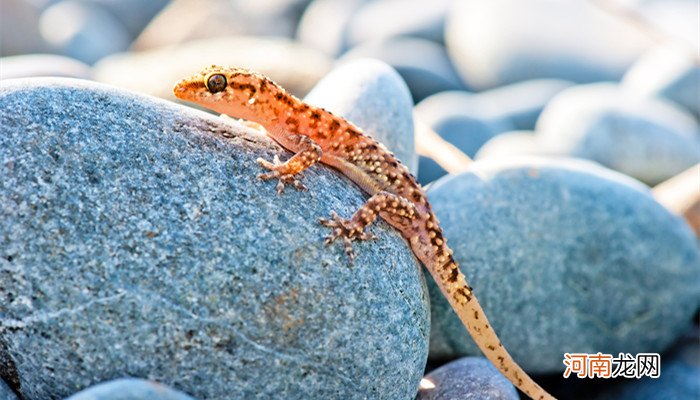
[433,264,556,400]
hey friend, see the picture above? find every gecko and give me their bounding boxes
[173,66,556,400]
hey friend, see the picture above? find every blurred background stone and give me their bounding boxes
[592,326,700,400]
[340,37,466,102]
[632,0,699,51]
[536,83,700,185]
[426,158,700,372]
[623,43,700,119]
[414,91,512,158]
[475,131,549,161]
[0,0,51,56]
[296,0,367,57]
[445,0,653,90]
[131,0,311,50]
[465,79,574,131]
[0,54,92,80]
[38,0,132,64]
[416,357,519,400]
[305,59,417,173]
[344,0,450,47]
[416,156,447,187]
[65,378,196,400]
[94,36,332,101]
[78,0,170,38]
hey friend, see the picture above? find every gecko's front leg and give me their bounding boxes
[320,191,418,261]
[257,134,322,194]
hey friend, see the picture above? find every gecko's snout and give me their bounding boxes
[172,79,191,100]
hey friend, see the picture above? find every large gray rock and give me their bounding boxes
[426,157,700,373]
[416,357,518,400]
[445,0,652,89]
[0,78,429,400]
[305,58,417,173]
[536,83,700,185]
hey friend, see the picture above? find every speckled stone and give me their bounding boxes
[536,83,700,185]
[0,78,429,400]
[66,378,196,400]
[445,0,652,90]
[340,37,466,102]
[416,357,518,400]
[414,91,512,158]
[304,58,417,173]
[426,157,700,373]
[0,54,92,80]
[623,44,700,119]
[94,36,332,100]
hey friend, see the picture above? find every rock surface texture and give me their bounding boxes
[0,78,429,400]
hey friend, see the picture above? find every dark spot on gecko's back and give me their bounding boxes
[448,266,459,283]
[454,287,472,302]
[310,111,321,120]
[329,120,340,131]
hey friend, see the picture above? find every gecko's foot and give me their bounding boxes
[319,211,377,262]
[256,156,307,195]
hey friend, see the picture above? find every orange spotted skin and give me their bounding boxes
[174,66,555,400]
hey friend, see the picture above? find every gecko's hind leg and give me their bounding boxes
[320,191,418,261]
[257,135,322,194]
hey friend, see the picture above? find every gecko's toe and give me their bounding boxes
[257,159,307,194]
[258,170,280,181]
[319,211,375,262]
[342,237,355,262]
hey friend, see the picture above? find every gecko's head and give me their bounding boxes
[173,65,263,118]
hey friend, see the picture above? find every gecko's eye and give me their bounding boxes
[206,74,227,93]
